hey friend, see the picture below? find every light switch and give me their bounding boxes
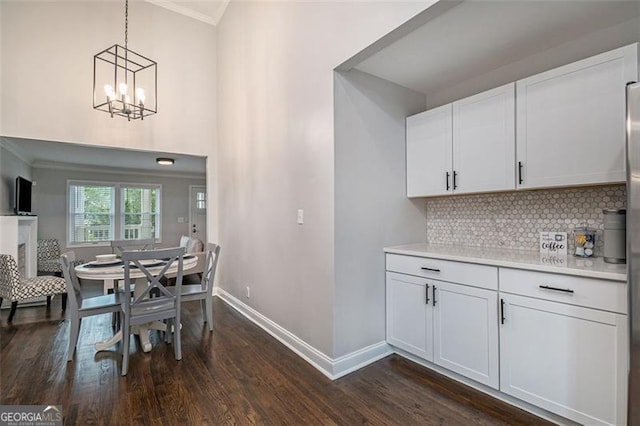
[177,217,185,223]
[297,209,304,225]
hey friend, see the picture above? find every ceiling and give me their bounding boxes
[2,137,206,178]
[145,0,229,26]
[352,0,640,97]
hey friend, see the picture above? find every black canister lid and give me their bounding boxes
[603,208,626,215]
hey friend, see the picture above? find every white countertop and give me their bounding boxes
[384,243,627,282]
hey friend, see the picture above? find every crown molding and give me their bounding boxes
[0,137,33,165]
[144,0,229,26]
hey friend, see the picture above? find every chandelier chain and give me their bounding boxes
[124,0,128,50]
[124,0,128,85]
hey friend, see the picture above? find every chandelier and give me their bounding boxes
[93,0,157,121]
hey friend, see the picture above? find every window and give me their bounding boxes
[195,190,206,210]
[68,181,161,246]
[121,186,160,240]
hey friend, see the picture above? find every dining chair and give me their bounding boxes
[120,246,185,376]
[170,243,220,331]
[61,251,121,362]
[105,238,156,294]
[110,238,156,256]
[0,254,67,322]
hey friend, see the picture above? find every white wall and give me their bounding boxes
[0,140,32,215]
[32,165,205,262]
[217,1,429,358]
[0,1,216,157]
[333,69,426,357]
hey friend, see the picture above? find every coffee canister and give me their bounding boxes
[573,227,596,257]
[603,208,626,264]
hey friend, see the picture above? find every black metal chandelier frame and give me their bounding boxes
[93,0,157,121]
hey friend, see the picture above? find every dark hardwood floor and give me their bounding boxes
[0,285,552,425]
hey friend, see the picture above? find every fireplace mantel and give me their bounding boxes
[0,215,38,279]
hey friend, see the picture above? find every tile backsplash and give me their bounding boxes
[425,185,626,256]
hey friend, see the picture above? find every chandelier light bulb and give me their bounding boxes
[119,82,128,96]
[104,84,116,101]
[135,87,146,104]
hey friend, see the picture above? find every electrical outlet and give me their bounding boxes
[246,286,250,298]
[297,209,304,225]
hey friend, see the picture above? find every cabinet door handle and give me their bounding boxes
[446,172,450,191]
[453,171,458,190]
[421,267,441,273]
[518,161,523,184]
[539,285,574,294]
[500,298,505,324]
[425,284,430,305]
[432,285,437,306]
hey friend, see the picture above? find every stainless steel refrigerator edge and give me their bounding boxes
[627,81,640,425]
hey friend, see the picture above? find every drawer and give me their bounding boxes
[386,254,498,290]
[499,268,626,314]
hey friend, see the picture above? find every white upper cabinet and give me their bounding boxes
[406,104,452,197]
[452,83,515,194]
[406,84,516,197]
[516,44,638,189]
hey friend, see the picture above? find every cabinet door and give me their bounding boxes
[406,104,452,197]
[432,280,499,389]
[516,44,637,189]
[386,272,433,361]
[452,83,515,194]
[500,294,627,426]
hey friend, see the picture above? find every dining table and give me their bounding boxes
[75,254,198,353]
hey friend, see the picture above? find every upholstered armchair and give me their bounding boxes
[0,254,67,322]
[37,239,63,276]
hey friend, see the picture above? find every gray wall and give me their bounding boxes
[32,166,205,261]
[0,141,32,215]
[333,69,426,357]
[216,0,427,358]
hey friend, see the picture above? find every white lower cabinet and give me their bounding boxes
[385,253,628,425]
[499,293,627,426]
[386,270,499,389]
[386,272,433,361]
[433,281,499,389]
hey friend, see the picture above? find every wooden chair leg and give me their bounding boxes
[8,302,18,322]
[121,316,130,376]
[61,294,67,310]
[205,296,214,332]
[46,296,52,307]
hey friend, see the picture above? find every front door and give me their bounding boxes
[189,185,207,242]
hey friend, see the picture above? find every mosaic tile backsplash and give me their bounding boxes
[425,185,626,257]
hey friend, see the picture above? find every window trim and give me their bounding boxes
[67,179,163,248]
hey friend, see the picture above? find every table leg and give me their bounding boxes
[103,279,115,295]
[95,330,123,352]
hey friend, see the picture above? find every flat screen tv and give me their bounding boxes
[15,176,33,215]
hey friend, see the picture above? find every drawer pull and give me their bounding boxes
[500,298,505,324]
[446,172,450,191]
[421,267,441,273]
[539,285,574,294]
[425,284,430,305]
[433,285,437,306]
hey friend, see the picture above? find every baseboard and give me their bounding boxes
[214,287,392,380]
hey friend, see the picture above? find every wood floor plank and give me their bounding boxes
[0,286,553,425]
